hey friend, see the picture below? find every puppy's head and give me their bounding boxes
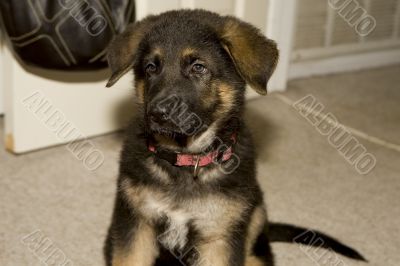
[107,10,278,150]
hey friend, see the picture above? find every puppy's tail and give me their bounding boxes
[268,223,367,262]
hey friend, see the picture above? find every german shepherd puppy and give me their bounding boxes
[104,9,366,266]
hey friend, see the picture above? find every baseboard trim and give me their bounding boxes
[289,48,400,79]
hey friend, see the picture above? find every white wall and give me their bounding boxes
[290,0,400,78]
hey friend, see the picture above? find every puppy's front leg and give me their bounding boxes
[193,237,266,266]
[112,221,158,266]
[194,239,239,266]
[109,193,159,266]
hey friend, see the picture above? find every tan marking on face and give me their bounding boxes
[181,47,197,57]
[135,79,145,103]
[152,47,163,57]
[187,82,236,152]
[214,82,236,118]
[182,47,219,110]
[245,205,266,255]
[112,221,158,266]
[200,83,218,110]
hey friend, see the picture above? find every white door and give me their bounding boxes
[2,0,295,153]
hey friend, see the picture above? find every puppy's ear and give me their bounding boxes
[219,18,279,95]
[106,16,156,87]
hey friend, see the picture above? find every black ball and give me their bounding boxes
[0,0,135,70]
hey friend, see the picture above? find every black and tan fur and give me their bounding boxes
[104,10,365,266]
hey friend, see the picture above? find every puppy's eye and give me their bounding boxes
[145,63,157,74]
[191,63,207,74]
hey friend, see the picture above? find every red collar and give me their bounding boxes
[149,145,234,167]
[148,133,237,169]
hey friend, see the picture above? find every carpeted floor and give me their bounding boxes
[1,65,400,266]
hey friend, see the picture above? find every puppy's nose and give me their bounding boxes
[148,105,169,124]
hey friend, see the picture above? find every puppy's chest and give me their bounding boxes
[137,191,244,251]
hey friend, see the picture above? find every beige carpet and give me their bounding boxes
[1,65,400,266]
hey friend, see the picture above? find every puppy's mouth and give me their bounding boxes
[146,122,190,148]
[151,127,187,139]
[147,120,188,138]
[146,114,204,138]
